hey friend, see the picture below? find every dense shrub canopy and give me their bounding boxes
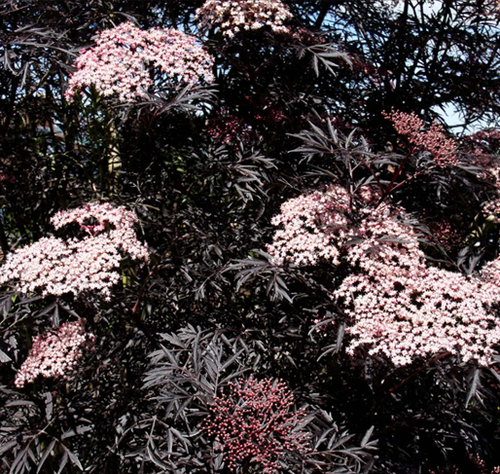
[2,1,500,473]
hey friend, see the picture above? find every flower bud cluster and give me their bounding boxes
[14,319,94,388]
[384,109,458,166]
[207,110,253,146]
[429,454,500,474]
[204,376,310,473]
[0,202,149,298]
[195,0,293,39]
[269,185,500,366]
[66,22,214,103]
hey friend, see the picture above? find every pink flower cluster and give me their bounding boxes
[337,256,500,367]
[14,320,94,388]
[195,0,293,39]
[384,109,458,166]
[51,201,149,261]
[269,185,500,366]
[66,22,215,103]
[0,202,149,298]
[204,376,310,473]
[482,198,500,221]
[266,186,351,266]
[345,205,423,273]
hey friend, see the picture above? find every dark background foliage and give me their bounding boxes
[2,1,500,473]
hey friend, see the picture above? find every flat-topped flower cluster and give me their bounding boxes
[195,0,293,38]
[266,186,351,266]
[66,22,215,102]
[14,319,94,388]
[0,202,149,299]
[268,185,500,366]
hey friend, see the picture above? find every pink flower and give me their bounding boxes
[66,22,214,102]
[269,185,500,366]
[266,185,352,266]
[14,320,94,388]
[0,202,149,298]
[196,0,293,38]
